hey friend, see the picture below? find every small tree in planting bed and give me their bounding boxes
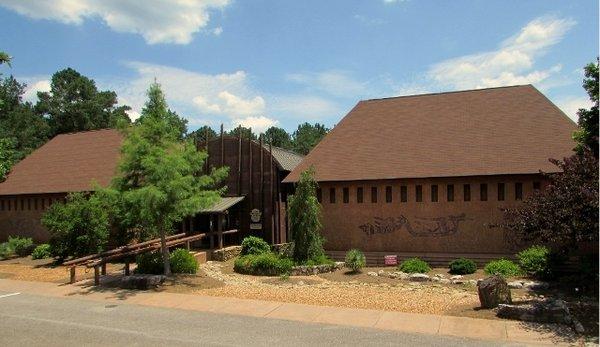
[109,82,227,275]
[288,167,325,263]
[345,249,366,273]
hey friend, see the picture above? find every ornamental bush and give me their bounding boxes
[240,236,271,256]
[0,242,13,259]
[170,248,198,274]
[303,254,334,266]
[517,245,551,279]
[345,249,366,273]
[7,236,34,257]
[484,259,522,277]
[234,253,294,276]
[135,251,163,275]
[449,258,477,275]
[398,257,431,273]
[31,244,52,260]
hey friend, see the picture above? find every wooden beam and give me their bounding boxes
[70,267,76,284]
[205,126,210,174]
[237,126,242,196]
[269,140,275,244]
[94,266,100,285]
[260,135,264,222]
[220,123,224,167]
[248,134,253,208]
[217,215,223,249]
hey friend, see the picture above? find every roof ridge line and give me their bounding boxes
[361,84,533,103]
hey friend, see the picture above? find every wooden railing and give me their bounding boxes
[66,230,238,285]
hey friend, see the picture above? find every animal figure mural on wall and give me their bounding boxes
[358,214,470,237]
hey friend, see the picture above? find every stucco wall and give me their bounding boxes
[317,174,543,255]
[0,194,66,243]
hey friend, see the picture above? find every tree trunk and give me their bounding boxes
[160,230,171,276]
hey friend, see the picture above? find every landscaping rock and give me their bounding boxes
[409,273,430,282]
[290,264,338,276]
[211,246,241,261]
[451,279,466,285]
[119,275,165,290]
[439,278,451,284]
[367,271,378,277]
[508,281,524,289]
[477,275,512,308]
[496,299,572,324]
[522,281,550,290]
[334,262,345,270]
[434,274,445,279]
[450,275,463,280]
[468,280,478,286]
[378,269,385,276]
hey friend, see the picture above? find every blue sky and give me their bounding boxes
[0,0,597,133]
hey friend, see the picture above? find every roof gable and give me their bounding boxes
[284,85,577,182]
[0,129,123,195]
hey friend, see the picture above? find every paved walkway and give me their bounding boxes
[0,278,574,346]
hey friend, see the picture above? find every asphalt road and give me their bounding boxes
[0,290,521,346]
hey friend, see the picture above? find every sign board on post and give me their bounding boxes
[250,208,262,230]
[384,255,398,266]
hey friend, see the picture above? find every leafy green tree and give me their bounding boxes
[0,51,10,66]
[110,82,227,275]
[227,125,257,140]
[42,192,113,259]
[264,126,292,149]
[187,125,217,144]
[135,86,188,140]
[288,166,324,262]
[573,59,599,158]
[36,68,130,135]
[0,138,17,181]
[292,122,329,155]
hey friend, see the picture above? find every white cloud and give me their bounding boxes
[0,0,230,44]
[230,116,278,133]
[286,70,368,98]
[21,78,50,103]
[212,27,223,36]
[429,16,576,90]
[555,96,593,122]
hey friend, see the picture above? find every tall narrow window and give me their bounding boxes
[357,187,363,203]
[316,188,322,203]
[497,183,505,201]
[480,183,488,201]
[27,199,31,210]
[0,200,4,211]
[7,200,11,211]
[385,186,392,203]
[463,184,471,201]
[343,187,349,203]
[329,187,336,203]
[371,187,378,203]
[431,185,438,202]
[515,182,523,201]
[41,198,45,209]
[416,185,423,202]
[34,199,38,210]
[533,181,541,191]
[447,184,454,202]
[400,185,407,202]
[20,199,24,210]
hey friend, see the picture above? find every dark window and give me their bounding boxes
[371,187,378,203]
[0,200,3,211]
[400,186,407,202]
[463,184,471,201]
[20,199,24,210]
[385,186,392,203]
[27,199,31,210]
[357,187,363,203]
[498,183,505,201]
[34,199,38,210]
[480,183,488,201]
[329,188,336,203]
[343,187,349,203]
[431,185,438,202]
[316,188,322,203]
[533,181,541,191]
[447,184,454,202]
[515,183,523,200]
[41,198,45,209]
[416,185,423,202]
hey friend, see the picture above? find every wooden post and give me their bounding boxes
[124,262,130,276]
[209,215,215,249]
[101,263,106,275]
[237,126,242,196]
[249,135,253,206]
[269,140,275,244]
[205,125,210,174]
[217,214,223,249]
[260,135,264,223]
[70,267,76,284]
[94,266,100,285]
[220,124,224,168]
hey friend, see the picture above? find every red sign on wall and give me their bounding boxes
[384,255,398,266]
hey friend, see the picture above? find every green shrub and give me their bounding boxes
[484,259,522,277]
[234,253,294,276]
[135,251,163,275]
[398,257,431,273]
[345,249,366,272]
[7,236,34,257]
[517,245,551,279]
[240,236,271,256]
[303,254,334,266]
[170,249,198,274]
[449,258,477,275]
[31,244,52,260]
[0,242,13,259]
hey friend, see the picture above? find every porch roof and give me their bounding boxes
[199,196,245,214]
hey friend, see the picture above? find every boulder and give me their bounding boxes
[496,299,572,324]
[119,275,166,290]
[439,278,451,284]
[378,269,385,276]
[450,275,463,280]
[409,273,430,282]
[477,275,512,308]
[211,246,242,261]
[508,281,524,289]
[367,272,378,277]
[522,281,550,290]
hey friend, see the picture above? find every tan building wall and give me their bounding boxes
[0,194,67,243]
[318,174,543,255]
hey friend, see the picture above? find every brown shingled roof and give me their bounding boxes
[283,85,577,183]
[0,129,123,195]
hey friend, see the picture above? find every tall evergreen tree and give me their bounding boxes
[227,125,257,140]
[187,125,217,144]
[110,82,227,275]
[292,122,329,155]
[265,126,292,149]
[573,59,599,158]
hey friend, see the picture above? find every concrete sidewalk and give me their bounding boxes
[0,278,574,346]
